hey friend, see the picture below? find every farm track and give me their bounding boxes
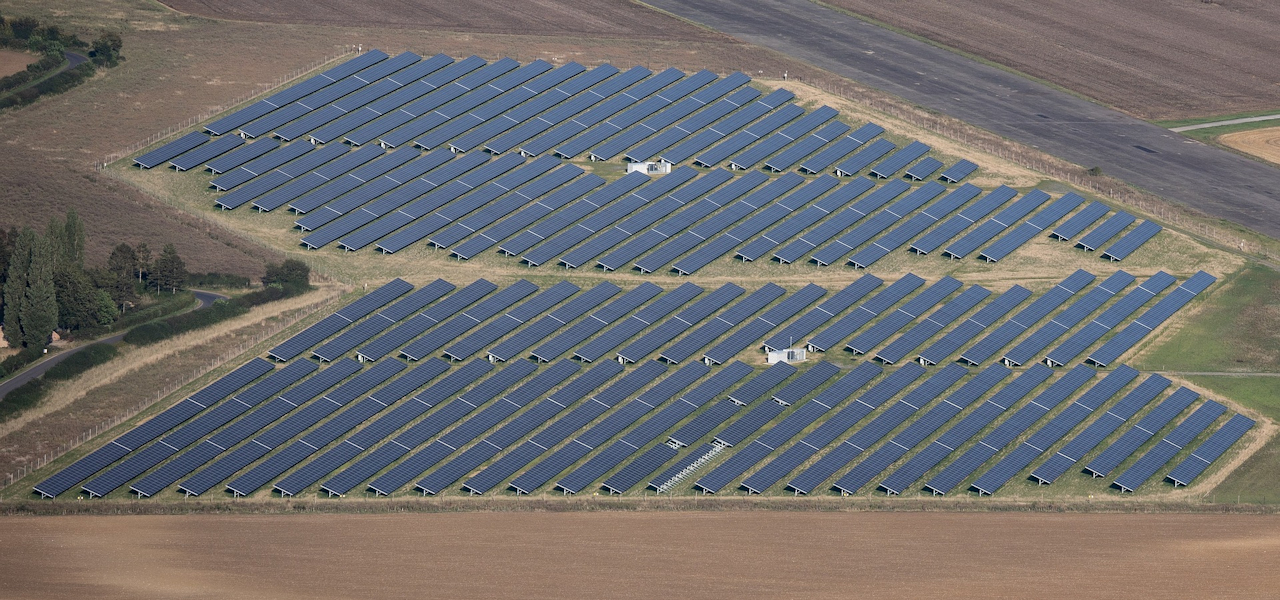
[642,0,1280,240]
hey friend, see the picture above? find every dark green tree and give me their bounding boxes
[107,243,136,280]
[135,242,151,284]
[4,228,57,348]
[62,208,85,268]
[261,259,311,293]
[9,16,38,40]
[90,32,123,67]
[153,243,187,293]
[2,228,33,348]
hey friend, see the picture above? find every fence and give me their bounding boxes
[1,293,338,491]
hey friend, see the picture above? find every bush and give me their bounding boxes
[261,259,311,294]
[121,321,172,346]
[44,343,117,381]
[0,376,48,420]
[121,280,307,347]
[0,347,42,378]
[187,272,252,289]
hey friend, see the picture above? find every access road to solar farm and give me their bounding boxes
[11,45,1273,509]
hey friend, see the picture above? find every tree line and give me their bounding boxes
[0,210,190,351]
[0,12,124,110]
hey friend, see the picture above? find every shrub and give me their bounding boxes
[44,343,117,381]
[187,272,252,289]
[0,377,48,420]
[0,347,42,378]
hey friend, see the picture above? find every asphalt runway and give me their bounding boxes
[644,0,1280,240]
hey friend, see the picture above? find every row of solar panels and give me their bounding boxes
[33,333,1250,500]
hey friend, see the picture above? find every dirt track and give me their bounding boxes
[823,0,1280,121]
[3,512,1278,598]
[1221,126,1280,167]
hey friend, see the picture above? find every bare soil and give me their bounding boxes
[3,512,1278,598]
[0,49,38,77]
[159,0,724,41]
[822,0,1280,121]
[1220,126,1280,167]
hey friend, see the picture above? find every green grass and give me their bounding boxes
[1186,376,1280,421]
[1136,263,1280,373]
[1180,375,1280,505]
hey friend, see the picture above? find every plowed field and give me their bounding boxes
[4,512,1278,598]
[823,0,1280,121]
[159,0,722,41]
[1221,126,1280,167]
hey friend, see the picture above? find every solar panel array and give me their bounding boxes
[33,271,1245,500]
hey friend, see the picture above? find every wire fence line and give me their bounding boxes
[2,295,336,492]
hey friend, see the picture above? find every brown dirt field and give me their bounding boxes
[159,0,724,41]
[822,0,1280,121]
[0,49,38,77]
[1220,126,1280,167]
[3,512,1279,598]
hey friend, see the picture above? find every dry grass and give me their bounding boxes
[1219,126,1280,167]
[0,49,38,77]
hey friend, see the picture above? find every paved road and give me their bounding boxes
[644,0,1280,239]
[0,290,226,401]
[1172,115,1280,133]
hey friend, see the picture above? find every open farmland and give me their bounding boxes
[1220,126,1280,167]
[821,0,1280,121]
[0,49,38,77]
[4,512,1280,598]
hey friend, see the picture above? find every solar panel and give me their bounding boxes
[1084,386,1198,479]
[798,122,884,174]
[833,364,1010,495]
[399,279,540,361]
[1114,400,1226,492]
[636,172,806,273]
[869,141,930,178]
[373,58,540,148]
[616,284,744,363]
[135,131,211,169]
[658,88,795,165]
[938,159,978,183]
[206,139,279,177]
[574,283,703,362]
[970,365,1138,495]
[874,285,991,364]
[1167,413,1254,487]
[413,360,624,495]
[350,359,578,496]
[703,284,826,364]
[942,189,1049,259]
[531,283,663,363]
[168,135,244,172]
[807,274,924,352]
[978,192,1086,262]
[732,176,867,261]
[788,363,968,494]
[1086,271,1215,367]
[567,362,751,494]
[1030,373,1171,484]
[848,183,982,268]
[268,278,414,361]
[917,285,1030,366]
[694,104,806,168]
[579,71,746,161]
[811,181,946,266]
[833,139,896,177]
[1050,201,1109,241]
[210,141,313,191]
[429,165,584,249]
[1101,220,1162,261]
[1077,211,1135,251]
[1044,271,1175,367]
[659,284,786,364]
[763,275,883,353]
[904,157,944,181]
[340,55,498,146]
[845,276,964,355]
[879,364,1053,495]
[623,86,761,163]
[772,178,907,264]
[452,174,606,259]
[909,185,1017,255]
[959,270,1095,366]
[443,281,580,362]
[728,106,839,170]
[487,282,620,362]
[518,67,686,156]
[1000,270,1135,367]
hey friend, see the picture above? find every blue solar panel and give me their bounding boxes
[879,364,1053,495]
[206,139,279,177]
[807,274,924,352]
[483,65,652,154]
[582,71,748,161]
[833,139,896,177]
[904,157,944,181]
[772,177,908,263]
[798,122,883,174]
[623,86,761,163]
[531,283,663,363]
[763,275,883,353]
[733,176,871,261]
[1030,373,1171,484]
[1050,201,1109,241]
[869,141,930,178]
[1167,413,1254,487]
[957,270,1095,366]
[845,276,964,355]
[429,165,584,249]
[268,278,414,361]
[616,284,744,363]
[452,174,606,259]
[874,285,991,364]
[658,284,786,364]
[916,285,1030,366]
[1101,220,1162,261]
[728,106,839,170]
[694,104,806,168]
[339,55,498,146]
[909,185,1017,255]
[938,159,978,183]
[978,192,1086,262]
[135,131,211,169]
[1044,271,1175,367]
[788,364,968,494]
[168,135,244,172]
[486,282,620,362]
[399,279,539,361]
[373,58,540,148]
[941,189,1049,258]
[1084,386,1198,478]
[518,67,686,156]
[1086,271,1215,367]
[210,141,313,191]
[1077,211,1135,252]
[703,284,826,364]
[970,365,1137,495]
[1000,270,1134,367]
[443,281,580,362]
[849,183,982,268]
[811,181,946,266]
[833,364,1010,495]
[575,283,703,362]
[658,89,795,165]
[1113,400,1225,492]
